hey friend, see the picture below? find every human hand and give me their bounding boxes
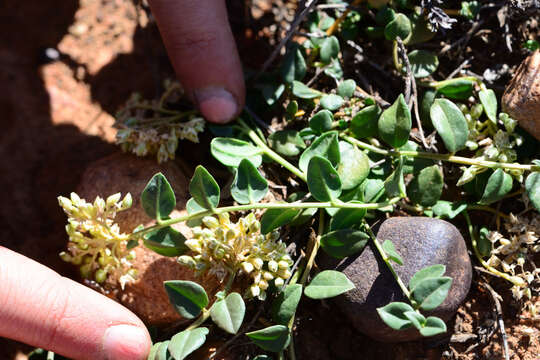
[0,247,151,360]
[148,0,245,124]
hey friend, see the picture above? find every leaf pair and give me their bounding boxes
[147,327,209,360]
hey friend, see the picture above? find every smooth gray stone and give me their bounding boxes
[324,217,472,342]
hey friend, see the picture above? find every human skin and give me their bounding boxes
[0,1,243,358]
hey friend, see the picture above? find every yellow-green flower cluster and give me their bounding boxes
[178,212,293,300]
[486,213,540,300]
[58,192,137,288]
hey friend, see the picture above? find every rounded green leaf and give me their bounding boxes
[141,173,176,220]
[336,141,370,190]
[280,44,306,83]
[430,98,469,153]
[246,325,291,353]
[350,105,381,139]
[525,171,540,211]
[337,79,356,98]
[268,130,306,157]
[408,165,444,207]
[164,280,209,319]
[168,327,209,360]
[189,166,220,210]
[307,156,342,202]
[210,292,245,334]
[210,138,262,168]
[143,226,187,257]
[320,229,369,259]
[378,94,412,148]
[407,50,438,78]
[479,168,513,205]
[304,270,355,299]
[377,302,415,330]
[384,157,406,198]
[432,201,467,219]
[231,159,268,204]
[292,80,323,99]
[411,276,452,311]
[298,131,340,173]
[320,36,340,64]
[375,6,395,25]
[271,284,303,325]
[382,239,403,265]
[404,311,426,330]
[384,13,411,41]
[409,264,446,291]
[320,94,344,111]
[478,89,497,124]
[419,316,447,337]
[433,78,474,100]
[309,110,334,134]
[260,208,300,234]
[329,203,367,231]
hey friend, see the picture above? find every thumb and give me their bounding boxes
[148,0,245,124]
[0,247,152,360]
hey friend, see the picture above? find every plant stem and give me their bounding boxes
[342,135,540,172]
[462,211,523,287]
[134,198,400,236]
[186,308,211,330]
[300,211,325,285]
[237,119,307,182]
[364,223,411,300]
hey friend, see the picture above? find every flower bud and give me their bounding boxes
[95,269,107,283]
[278,260,290,269]
[121,193,133,209]
[274,278,285,288]
[59,251,72,262]
[268,260,278,273]
[80,264,92,278]
[241,261,254,274]
[202,216,220,229]
[258,279,269,290]
[178,255,196,268]
[251,258,264,270]
[249,285,260,298]
[263,271,274,281]
[106,193,122,207]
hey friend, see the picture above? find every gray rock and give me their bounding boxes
[324,217,472,342]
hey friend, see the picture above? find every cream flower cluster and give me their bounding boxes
[58,192,137,288]
[178,212,293,300]
[486,213,540,299]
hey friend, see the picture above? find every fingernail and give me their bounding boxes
[194,87,238,124]
[102,324,149,360]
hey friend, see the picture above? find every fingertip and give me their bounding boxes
[195,86,239,123]
[102,324,152,360]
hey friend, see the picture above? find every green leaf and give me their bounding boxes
[271,284,303,325]
[320,229,369,259]
[384,157,406,198]
[400,141,433,174]
[479,169,513,205]
[382,240,403,265]
[189,166,220,210]
[478,227,492,257]
[378,94,412,148]
[231,159,268,204]
[246,325,291,353]
[384,13,411,41]
[337,141,370,190]
[143,226,187,257]
[304,270,355,299]
[337,79,356,98]
[210,292,245,334]
[433,78,474,100]
[320,36,340,64]
[404,311,426,330]
[411,277,452,311]
[432,201,467,219]
[324,59,343,81]
[260,208,300,234]
[307,156,342,202]
[362,178,385,202]
[419,316,447,337]
[152,341,170,360]
[430,98,469,153]
[377,302,414,330]
[164,280,209,319]
[350,105,381,139]
[257,82,285,106]
[185,197,206,227]
[253,356,272,360]
[525,171,540,211]
[280,44,306,83]
[478,89,497,124]
[329,203,367,231]
[168,328,209,360]
[268,130,305,157]
[409,165,444,207]
[375,6,396,25]
[298,131,340,173]
[292,81,323,99]
[409,264,446,291]
[309,110,334,134]
[407,50,438,78]
[320,94,344,111]
[141,173,176,221]
[210,138,263,168]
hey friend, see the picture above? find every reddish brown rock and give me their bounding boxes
[502,50,540,140]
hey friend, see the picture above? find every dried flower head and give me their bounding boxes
[178,212,293,300]
[58,192,137,288]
